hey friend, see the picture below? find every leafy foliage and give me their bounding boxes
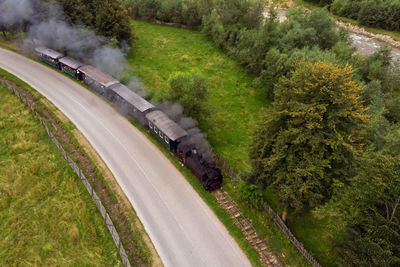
[328,0,400,31]
[248,60,370,212]
[316,153,400,266]
[167,71,210,125]
[57,0,134,45]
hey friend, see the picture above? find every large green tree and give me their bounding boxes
[248,60,370,215]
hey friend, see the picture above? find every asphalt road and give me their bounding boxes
[0,48,251,267]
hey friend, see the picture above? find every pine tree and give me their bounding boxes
[248,60,370,214]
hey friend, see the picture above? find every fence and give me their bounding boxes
[212,150,239,179]
[264,204,321,267]
[1,80,131,267]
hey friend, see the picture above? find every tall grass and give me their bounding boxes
[0,85,122,266]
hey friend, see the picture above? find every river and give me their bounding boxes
[272,9,400,61]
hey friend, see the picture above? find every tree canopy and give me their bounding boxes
[167,71,210,125]
[248,60,370,213]
[57,0,134,45]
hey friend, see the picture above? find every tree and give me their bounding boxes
[167,71,210,124]
[316,153,400,266]
[248,60,370,215]
[57,0,134,45]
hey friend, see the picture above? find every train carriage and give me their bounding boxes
[107,83,156,125]
[77,65,118,95]
[59,57,85,79]
[145,110,187,152]
[33,45,222,191]
[34,46,64,69]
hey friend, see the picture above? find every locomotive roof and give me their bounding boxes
[35,46,64,59]
[78,65,118,87]
[146,110,188,141]
[59,57,85,69]
[110,83,155,113]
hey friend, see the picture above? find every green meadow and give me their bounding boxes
[0,84,122,265]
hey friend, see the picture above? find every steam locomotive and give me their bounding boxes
[35,46,222,191]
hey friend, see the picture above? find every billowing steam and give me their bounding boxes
[158,102,213,160]
[0,0,127,77]
[0,0,34,25]
[126,77,148,98]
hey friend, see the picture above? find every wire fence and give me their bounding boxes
[2,80,131,267]
[264,204,321,267]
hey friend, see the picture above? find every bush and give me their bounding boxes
[167,71,210,125]
[237,180,264,210]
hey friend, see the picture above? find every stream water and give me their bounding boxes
[273,9,400,61]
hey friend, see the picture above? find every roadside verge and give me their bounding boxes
[0,69,161,267]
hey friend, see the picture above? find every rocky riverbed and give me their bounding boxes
[266,8,400,61]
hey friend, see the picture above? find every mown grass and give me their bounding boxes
[128,20,268,173]
[0,84,122,266]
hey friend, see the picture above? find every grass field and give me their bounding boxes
[0,84,122,265]
[128,20,269,173]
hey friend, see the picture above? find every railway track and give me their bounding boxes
[213,190,282,267]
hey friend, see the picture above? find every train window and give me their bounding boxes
[148,122,153,129]
[159,131,163,138]
[154,127,158,134]
[165,136,169,144]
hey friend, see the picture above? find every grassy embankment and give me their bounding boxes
[0,83,122,265]
[0,65,158,266]
[127,20,323,266]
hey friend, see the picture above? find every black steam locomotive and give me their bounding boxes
[34,46,222,191]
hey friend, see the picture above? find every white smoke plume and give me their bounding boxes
[126,76,148,98]
[1,0,128,77]
[0,0,34,25]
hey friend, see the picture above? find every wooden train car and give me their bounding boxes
[107,83,156,125]
[34,46,64,69]
[59,57,85,79]
[145,110,187,151]
[78,65,119,95]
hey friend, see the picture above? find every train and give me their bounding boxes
[34,46,222,191]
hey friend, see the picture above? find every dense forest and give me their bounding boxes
[306,0,400,31]
[123,0,400,265]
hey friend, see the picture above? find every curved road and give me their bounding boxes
[0,48,251,267]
